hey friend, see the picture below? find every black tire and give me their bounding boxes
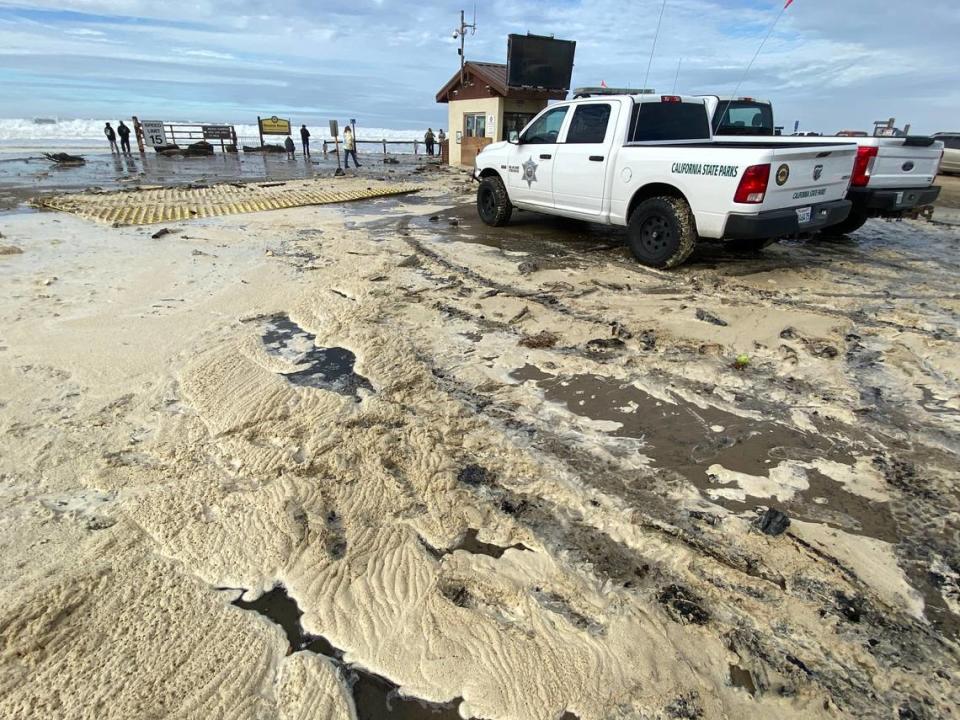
[627,196,697,268]
[825,206,869,236]
[477,175,512,226]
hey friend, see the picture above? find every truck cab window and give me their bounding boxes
[521,106,569,144]
[565,104,612,144]
[713,102,774,136]
[630,103,710,142]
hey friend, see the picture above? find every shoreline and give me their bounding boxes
[0,150,443,211]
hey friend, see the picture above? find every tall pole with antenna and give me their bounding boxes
[453,6,477,88]
[719,0,793,126]
[642,0,667,93]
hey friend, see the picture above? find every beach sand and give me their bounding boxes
[1,167,959,719]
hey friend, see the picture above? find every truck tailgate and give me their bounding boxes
[866,141,942,189]
[762,145,856,210]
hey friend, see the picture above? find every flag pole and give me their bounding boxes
[642,0,668,93]
[719,0,793,128]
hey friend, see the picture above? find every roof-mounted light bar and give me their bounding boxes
[572,86,655,98]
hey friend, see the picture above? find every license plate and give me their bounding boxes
[796,206,812,224]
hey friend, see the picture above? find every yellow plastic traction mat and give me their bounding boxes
[35,182,421,225]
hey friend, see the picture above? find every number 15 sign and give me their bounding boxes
[142,120,167,147]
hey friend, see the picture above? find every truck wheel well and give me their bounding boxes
[477,168,501,180]
[627,183,689,220]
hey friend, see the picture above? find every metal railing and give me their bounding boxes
[235,136,448,157]
[134,117,238,153]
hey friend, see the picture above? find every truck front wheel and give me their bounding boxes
[627,197,697,268]
[477,175,512,226]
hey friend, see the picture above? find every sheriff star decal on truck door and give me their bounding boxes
[522,157,538,187]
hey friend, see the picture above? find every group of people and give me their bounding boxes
[103,121,132,153]
[424,128,446,156]
[283,123,360,167]
[109,117,444,165]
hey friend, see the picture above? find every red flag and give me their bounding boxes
[784,0,794,7]
[600,80,608,88]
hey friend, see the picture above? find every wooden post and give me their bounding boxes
[382,139,387,155]
[414,139,419,156]
[257,116,264,147]
[132,116,145,153]
[323,141,328,157]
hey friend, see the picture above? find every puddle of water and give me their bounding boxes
[510,364,896,541]
[455,528,529,558]
[261,314,373,399]
[728,664,757,695]
[230,585,469,719]
[422,527,530,560]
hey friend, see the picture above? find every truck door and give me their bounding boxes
[552,102,618,217]
[508,105,569,209]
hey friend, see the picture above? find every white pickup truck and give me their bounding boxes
[702,96,943,234]
[473,93,857,268]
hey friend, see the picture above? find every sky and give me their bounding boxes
[0,0,957,134]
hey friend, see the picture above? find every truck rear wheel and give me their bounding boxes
[627,196,697,268]
[825,206,869,236]
[477,175,512,227]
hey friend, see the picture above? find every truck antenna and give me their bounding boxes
[642,0,667,94]
[672,57,682,94]
[720,0,791,128]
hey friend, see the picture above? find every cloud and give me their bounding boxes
[0,0,956,133]
[180,48,235,60]
[63,27,104,36]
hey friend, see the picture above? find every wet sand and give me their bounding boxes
[0,149,430,211]
[936,173,960,209]
[1,169,959,719]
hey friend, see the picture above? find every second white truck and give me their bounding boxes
[473,93,857,268]
[703,96,943,235]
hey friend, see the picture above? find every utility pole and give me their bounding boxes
[453,7,476,87]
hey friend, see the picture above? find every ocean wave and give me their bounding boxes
[0,118,429,150]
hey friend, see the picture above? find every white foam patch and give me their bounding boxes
[791,520,925,619]
[803,456,889,503]
[705,461,810,503]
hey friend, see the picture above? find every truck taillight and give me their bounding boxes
[734,164,770,204]
[660,95,681,103]
[851,146,879,187]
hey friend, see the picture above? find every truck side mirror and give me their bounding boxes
[509,130,520,144]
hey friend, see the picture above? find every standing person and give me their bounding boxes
[424,127,435,156]
[437,128,446,145]
[104,122,118,153]
[284,135,295,159]
[117,121,132,154]
[300,124,311,158]
[343,125,361,168]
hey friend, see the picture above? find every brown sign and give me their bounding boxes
[202,125,233,140]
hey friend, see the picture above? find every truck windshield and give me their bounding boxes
[713,101,774,136]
